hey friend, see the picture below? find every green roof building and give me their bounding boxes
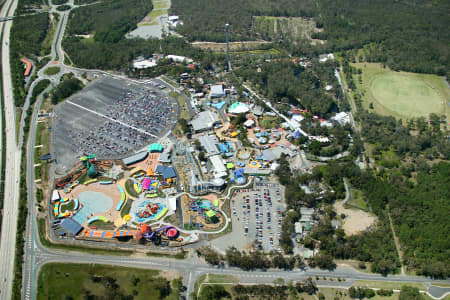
[148,143,163,153]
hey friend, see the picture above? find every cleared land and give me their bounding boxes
[138,0,169,26]
[353,63,448,119]
[37,263,182,300]
[253,16,324,45]
[334,200,376,235]
[192,41,272,52]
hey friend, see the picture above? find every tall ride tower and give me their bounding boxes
[226,23,231,71]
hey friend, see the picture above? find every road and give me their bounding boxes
[0,1,446,299]
[0,0,21,298]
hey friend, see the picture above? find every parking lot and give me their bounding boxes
[52,76,178,172]
[212,181,286,252]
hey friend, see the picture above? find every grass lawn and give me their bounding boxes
[231,48,280,55]
[43,66,60,75]
[346,188,368,211]
[41,15,59,56]
[60,200,75,212]
[37,263,182,300]
[15,109,21,143]
[352,63,448,119]
[176,95,190,120]
[120,199,132,217]
[89,220,115,230]
[152,0,168,10]
[207,274,239,283]
[142,8,168,26]
[353,280,426,291]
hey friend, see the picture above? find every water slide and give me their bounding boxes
[84,229,137,239]
[145,225,177,239]
[56,159,113,188]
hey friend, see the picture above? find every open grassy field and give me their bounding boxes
[346,188,369,211]
[353,63,448,119]
[37,263,182,300]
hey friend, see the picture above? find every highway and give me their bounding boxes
[0,1,446,299]
[0,0,21,298]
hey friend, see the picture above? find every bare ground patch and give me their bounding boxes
[192,41,271,52]
[334,200,376,235]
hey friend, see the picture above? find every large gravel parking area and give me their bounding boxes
[52,76,178,172]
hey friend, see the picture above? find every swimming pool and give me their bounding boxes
[72,191,113,224]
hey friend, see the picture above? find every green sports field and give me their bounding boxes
[353,63,449,119]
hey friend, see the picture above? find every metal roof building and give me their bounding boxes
[60,218,83,235]
[190,110,220,132]
[210,85,225,98]
[155,165,177,180]
[243,168,271,176]
[122,151,148,166]
[199,134,219,155]
[208,155,227,178]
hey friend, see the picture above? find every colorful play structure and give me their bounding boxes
[131,167,171,198]
[134,200,168,223]
[190,199,220,224]
[53,198,79,218]
[83,223,180,242]
[56,154,112,188]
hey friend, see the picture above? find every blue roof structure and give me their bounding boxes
[155,165,177,180]
[40,153,52,160]
[60,218,83,235]
[162,166,176,179]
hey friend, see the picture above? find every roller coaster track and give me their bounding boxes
[176,161,191,226]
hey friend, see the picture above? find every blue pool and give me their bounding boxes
[73,191,113,224]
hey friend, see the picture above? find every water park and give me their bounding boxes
[50,150,195,246]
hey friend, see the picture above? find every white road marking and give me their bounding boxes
[66,100,158,138]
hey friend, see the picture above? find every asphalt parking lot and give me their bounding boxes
[52,76,178,172]
[212,181,286,252]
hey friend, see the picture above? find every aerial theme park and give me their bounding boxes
[45,68,297,254]
[50,141,229,246]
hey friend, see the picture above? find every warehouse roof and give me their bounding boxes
[199,134,219,155]
[155,165,176,179]
[210,85,224,98]
[60,218,83,235]
[209,155,227,178]
[122,151,148,166]
[191,110,220,132]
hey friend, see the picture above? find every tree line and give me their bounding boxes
[234,59,342,116]
[10,13,49,106]
[171,0,449,75]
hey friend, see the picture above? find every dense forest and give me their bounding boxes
[234,59,343,116]
[171,0,449,75]
[15,0,45,15]
[170,0,316,42]
[50,73,84,104]
[63,0,211,71]
[10,13,49,106]
[275,102,450,277]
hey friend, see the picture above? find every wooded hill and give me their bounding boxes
[171,0,449,75]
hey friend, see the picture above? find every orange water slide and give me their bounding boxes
[20,58,32,76]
